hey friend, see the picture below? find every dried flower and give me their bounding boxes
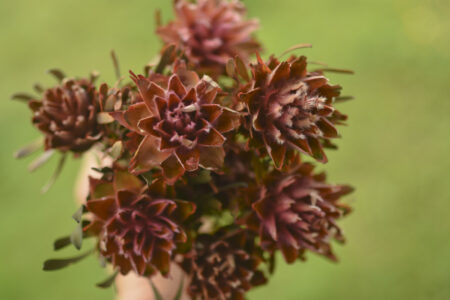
[180,230,267,300]
[29,78,101,153]
[112,67,240,183]
[84,169,195,276]
[157,0,260,76]
[246,156,353,263]
[239,55,347,167]
[16,0,356,294]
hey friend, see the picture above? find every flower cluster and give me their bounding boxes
[15,0,354,299]
[29,77,101,153]
[157,0,260,77]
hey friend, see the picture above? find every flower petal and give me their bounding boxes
[199,146,225,170]
[201,104,222,123]
[216,108,240,133]
[142,83,165,117]
[198,127,225,146]
[137,116,160,136]
[172,199,196,222]
[116,190,138,208]
[307,136,328,163]
[304,76,328,90]
[114,170,144,193]
[123,102,151,132]
[168,75,187,98]
[267,142,286,170]
[89,177,114,199]
[161,154,185,184]
[317,118,338,138]
[175,147,200,172]
[268,61,290,85]
[130,136,172,174]
[86,197,116,220]
[290,56,307,78]
[280,243,298,264]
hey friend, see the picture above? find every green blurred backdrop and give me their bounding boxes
[1,0,449,299]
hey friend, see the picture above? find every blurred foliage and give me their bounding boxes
[0,0,449,299]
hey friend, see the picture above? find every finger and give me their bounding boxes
[74,150,111,204]
[116,264,189,300]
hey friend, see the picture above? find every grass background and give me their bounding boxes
[1,0,449,299]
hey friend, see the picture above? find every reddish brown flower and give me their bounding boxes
[84,170,195,276]
[246,156,353,263]
[180,230,267,300]
[157,0,260,76]
[239,55,347,168]
[111,67,240,183]
[29,78,101,153]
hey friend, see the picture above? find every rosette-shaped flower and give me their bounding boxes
[28,78,101,153]
[157,0,260,76]
[84,170,195,276]
[240,55,348,167]
[112,69,240,183]
[180,231,267,300]
[246,157,353,263]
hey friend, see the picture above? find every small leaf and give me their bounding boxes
[111,50,121,81]
[269,253,276,274]
[140,171,153,186]
[317,68,354,74]
[90,70,101,83]
[104,95,117,112]
[47,69,66,82]
[144,63,153,76]
[109,141,123,160]
[34,83,44,93]
[309,61,328,66]
[150,280,164,300]
[28,150,55,172]
[96,271,119,289]
[215,211,234,229]
[99,83,109,97]
[43,250,93,271]
[226,58,236,78]
[72,205,85,223]
[190,170,211,184]
[155,9,162,27]
[97,112,115,124]
[14,138,43,159]
[201,75,220,90]
[11,93,35,102]
[70,224,83,250]
[41,154,66,193]
[173,199,196,221]
[91,166,113,175]
[181,104,197,113]
[173,276,184,300]
[335,96,354,103]
[235,56,250,82]
[98,255,107,268]
[156,44,176,74]
[217,182,248,193]
[280,43,312,57]
[53,236,71,251]
[201,197,222,215]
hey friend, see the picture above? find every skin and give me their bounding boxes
[75,151,189,300]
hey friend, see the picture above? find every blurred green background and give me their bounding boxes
[1,0,449,299]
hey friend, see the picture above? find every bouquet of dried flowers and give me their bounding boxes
[14,0,354,299]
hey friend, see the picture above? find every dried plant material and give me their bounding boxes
[157,0,261,77]
[14,1,354,298]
